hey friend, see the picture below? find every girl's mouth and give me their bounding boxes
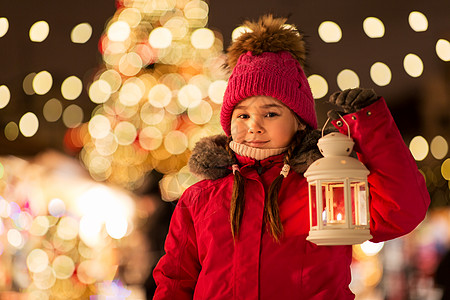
[245,140,269,147]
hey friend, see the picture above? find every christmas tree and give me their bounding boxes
[80,0,228,200]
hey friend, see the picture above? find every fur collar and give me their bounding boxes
[188,129,327,180]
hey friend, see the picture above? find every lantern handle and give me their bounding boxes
[321,113,351,138]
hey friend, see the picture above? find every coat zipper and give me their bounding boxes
[254,160,263,175]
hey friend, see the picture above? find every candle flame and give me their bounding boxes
[337,213,342,221]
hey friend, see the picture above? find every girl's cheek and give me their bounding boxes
[230,121,246,142]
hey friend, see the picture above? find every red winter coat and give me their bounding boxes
[153,99,430,299]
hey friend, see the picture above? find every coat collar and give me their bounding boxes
[188,129,327,180]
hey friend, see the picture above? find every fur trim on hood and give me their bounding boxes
[189,130,327,180]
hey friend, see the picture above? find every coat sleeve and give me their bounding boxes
[153,187,201,299]
[332,98,430,242]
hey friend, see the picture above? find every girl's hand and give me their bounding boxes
[327,88,379,120]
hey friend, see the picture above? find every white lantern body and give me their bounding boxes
[304,132,372,245]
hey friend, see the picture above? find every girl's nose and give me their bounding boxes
[248,119,264,134]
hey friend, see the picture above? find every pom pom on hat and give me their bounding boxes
[220,15,317,136]
[226,14,307,70]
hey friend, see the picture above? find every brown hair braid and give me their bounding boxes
[226,136,246,241]
[265,130,306,242]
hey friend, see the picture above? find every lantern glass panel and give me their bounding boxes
[351,181,368,227]
[321,181,346,225]
[309,183,318,227]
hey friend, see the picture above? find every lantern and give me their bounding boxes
[304,124,372,245]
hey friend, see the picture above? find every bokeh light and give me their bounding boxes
[363,17,385,38]
[62,104,84,128]
[148,84,172,108]
[118,8,142,28]
[119,79,143,106]
[140,103,165,125]
[32,71,53,95]
[138,127,163,151]
[409,136,429,161]
[27,249,49,273]
[61,76,83,100]
[52,255,75,279]
[208,80,226,104]
[441,159,450,180]
[0,199,11,218]
[164,16,189,40]
[23,72,36,95]
[114,121,137,145]
[4,122,19,141]
[337,69,360,90]
[188,100,213,124]
[0,17,9,38]
[408,11,428,32]
[403,53,424,77]
[370,62,392,86]
[105,216,128,239]
[89,80,112,104]
[19,112,39,137]
[79,215,103,247]
[57,216,79,240]
[87,156,112,182]
[159,174,182,201]
[308,74,328,99]
[100,69,122,93]
[436,39,450,62]
[360,241,385,256]
[29,21,50,42]
[94,133,118,156]
[231,25,252,41]
[17,211,33,230]
[0,85,11,109]
[190,74,211,99]
[28,290,50,300]
[178,84,202,108]
[77,260,98,284]
[107,21,131,42]
[29,216,50,236]
[318,21,342,43]
[7,229,24,248]
[118,52,143,76]
[149,27,172,49]
[89,115,112,139]
[191,28,215,49]
[430,136,448,160]
[32,266,56,290]
[48,198,66,217]
[164,130,188,155]
[71,22,93,44]
[184,0,209,24]
[43,98,63,122]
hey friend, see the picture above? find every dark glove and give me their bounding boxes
[327,88,378,120]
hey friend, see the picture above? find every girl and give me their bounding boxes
[153,15,430,299]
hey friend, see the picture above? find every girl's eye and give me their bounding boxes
[238,114,249,119]
[266,112,279,118]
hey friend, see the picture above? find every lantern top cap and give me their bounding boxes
[318,132,354,157]
[304,155,369,180]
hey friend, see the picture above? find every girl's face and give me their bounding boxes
[230,96,304,149]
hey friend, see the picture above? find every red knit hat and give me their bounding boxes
[220,15,317,136]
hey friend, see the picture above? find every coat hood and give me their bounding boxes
[188,129,326,180]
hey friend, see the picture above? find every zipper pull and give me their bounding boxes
[255,161,263,175]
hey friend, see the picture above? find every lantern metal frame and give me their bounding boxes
[304,117,372,246]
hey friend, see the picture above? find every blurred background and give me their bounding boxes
[0,0,449,299]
